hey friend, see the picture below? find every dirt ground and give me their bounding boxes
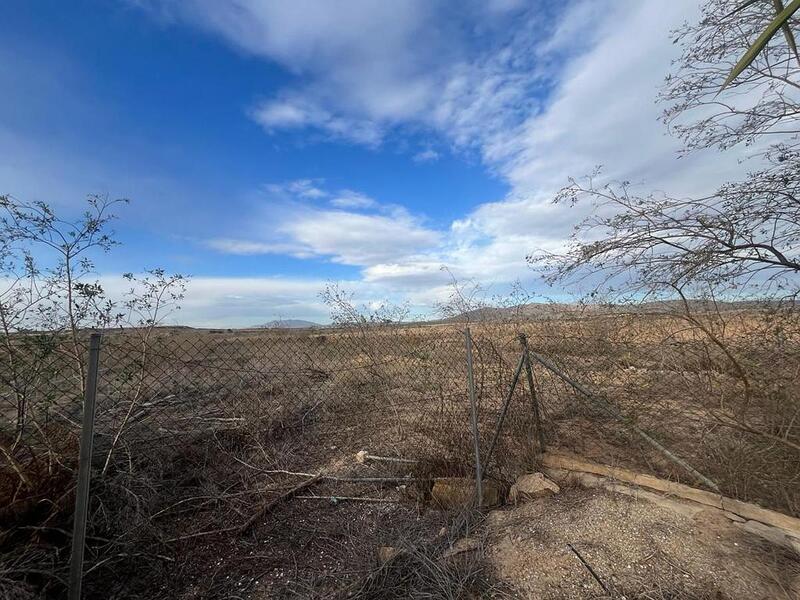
[483,486,800,599]
[173,470,800,599]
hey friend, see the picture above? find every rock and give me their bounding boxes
[442,536,481,560]
[509,472,560,504]
[693,508,736,530]
[355,450,368,464]
[431,477,502,508]
[790,573,800,600]
[737,520,800,555]
[376,546,400,565]
[722,511,746,523]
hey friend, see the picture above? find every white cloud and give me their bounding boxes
[413,149,439,163]
[262,179,328,200]
[251,98,313,128]
[138,0,555,149]
[145,0,766,196]
[207,180,439,267]
[282,209,440,265]
[251,97,383,146]
[285,179,327,199]
[329,190,376,209]
[98,274,333,327]
[205,238,311,257]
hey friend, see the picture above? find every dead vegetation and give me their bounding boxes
[1,304,799,598]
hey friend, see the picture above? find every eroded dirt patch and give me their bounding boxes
[484,487,800,599]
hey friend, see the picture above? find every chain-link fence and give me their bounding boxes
[522,309,800,517]
[2,311,798,598]
[1,323,543,598]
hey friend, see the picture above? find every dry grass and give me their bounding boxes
[0,306,798,597]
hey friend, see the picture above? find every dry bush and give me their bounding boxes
[340,508,512,600]
[2,300,799,597]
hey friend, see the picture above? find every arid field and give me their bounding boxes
[2,307,799,598]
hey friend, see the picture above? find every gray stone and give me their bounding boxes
[509,472,560,504]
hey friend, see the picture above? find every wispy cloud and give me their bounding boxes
[329,190,376,209]
[413,149,439,163]
[207,180,439,267]
[205,238,311,257]
[139,0,554,150]
[197,0,765,312]
[250,97,383,146]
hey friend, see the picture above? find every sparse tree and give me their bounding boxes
[0,194,129,460]
[530,0,800,460]
[0,194,186,462]
[320,282,409,326]
[661,0,800,152]
[100,268,186,474]
[536,0,800,302]
[435,267,488,323]
[533,160,800,301]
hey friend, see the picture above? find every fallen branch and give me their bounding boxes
[567,543,609,594]
[164,525,239,543]
[239,474,322,534]
[356,450,418,465]
[295,495,400,503]
[234,467,420,483]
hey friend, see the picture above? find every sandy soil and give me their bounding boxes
[483,486,800,599]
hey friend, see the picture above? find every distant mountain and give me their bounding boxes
[435,299,775,324]
[252,319,322,329]
[436,304,574,323]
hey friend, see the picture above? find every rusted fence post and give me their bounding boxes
[519,333,546,453]
[483,350,526,470]
[68,333,102,600]
[464,327,483,507]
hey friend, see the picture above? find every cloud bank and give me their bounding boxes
[58,2,790,324]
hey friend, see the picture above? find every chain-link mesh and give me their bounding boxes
[523,309,800,517]
[1,323,543,597]
[2,311,798,597]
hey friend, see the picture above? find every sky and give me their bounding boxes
[1,1,764,327]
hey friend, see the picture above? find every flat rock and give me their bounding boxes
[509,472,560,504]
[431,477,501,508]
[442,536,481,559]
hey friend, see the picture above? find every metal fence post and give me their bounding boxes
[68,333,102,600]
[464,327,483,507]
[483,350,526,471]
[519,333,546,453]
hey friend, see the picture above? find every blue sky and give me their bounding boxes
[1,1,760,326]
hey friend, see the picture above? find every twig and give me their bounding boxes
[164,525,240,543]
[83,552,174,575]
[301,398,325,422]
[567,543,609,593]
[0,443,31,489]
[356,450,418,465]
[295,495,400,503]
[233,467,420,483]
[239,474,322,534]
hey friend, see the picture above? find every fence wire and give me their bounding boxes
[2,310,799,598]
